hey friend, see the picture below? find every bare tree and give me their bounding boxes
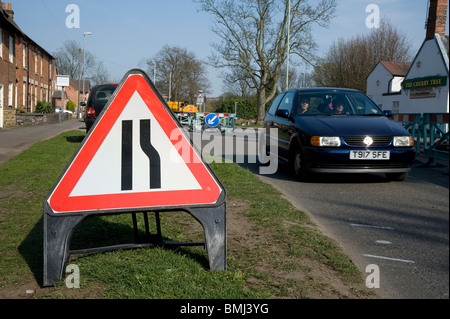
[195,0,336,122]
[313,19,414,92]
[53,40,111,85]
[90,61,111,85]
[222,66,256,98]
[146,45,210,103]
[278,66,312,91]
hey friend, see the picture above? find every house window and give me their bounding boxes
[30,84,34,111]
[8,82,13,107]
[23,82,26,108]
[393,101,399,114]
[23,42,26,68]
[35,51,38,73]
[0,28,3,59]
[9,36,14,63]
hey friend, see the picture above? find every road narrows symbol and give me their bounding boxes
[121,120,133,191]
[140,119,161,189]
[121,119,162,191]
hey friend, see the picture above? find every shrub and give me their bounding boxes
[35,101,53,114]
[66,100,76,112]
[217,96,258,120]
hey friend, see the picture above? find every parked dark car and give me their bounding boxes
[84,83,118,133]
[263,88,415,181]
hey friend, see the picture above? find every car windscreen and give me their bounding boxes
[295,91,384,116]
[89,85,118,114]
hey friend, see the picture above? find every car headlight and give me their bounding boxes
[311,136,341,147]
[393,136,413,147]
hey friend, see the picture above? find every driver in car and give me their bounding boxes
[298,97,310,115]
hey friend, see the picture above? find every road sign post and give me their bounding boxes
[43,69,227,287]
[56,75,70,112]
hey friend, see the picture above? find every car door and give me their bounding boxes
[263,92,285,156]
[272,91,296,162]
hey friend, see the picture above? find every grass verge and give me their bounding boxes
[0,130,375,299]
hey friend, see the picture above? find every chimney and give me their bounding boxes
[426,0,448,40]
[2,2,14,19]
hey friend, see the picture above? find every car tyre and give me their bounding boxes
[291,146,310,181]
[385,172,408,181]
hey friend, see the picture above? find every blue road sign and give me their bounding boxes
[205,113,220,128]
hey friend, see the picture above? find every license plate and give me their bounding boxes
[350,150,390,160]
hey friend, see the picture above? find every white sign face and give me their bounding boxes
[47,72,223,214]
[56,75,70,87]
[197,92,204,104]
[71,91,202,196]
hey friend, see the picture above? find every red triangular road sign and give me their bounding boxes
[46,69,224,214]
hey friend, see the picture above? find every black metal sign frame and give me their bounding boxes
[43,69,226,287]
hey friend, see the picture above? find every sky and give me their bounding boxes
[7,0,449,97]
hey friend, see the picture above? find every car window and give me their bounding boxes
[276,91,295,115]
[293,91,384,116]
[95,86,116,101]
[267,92,286,116]
[347,92,383,115]
[295,92,326,115]
[89,85,118,112]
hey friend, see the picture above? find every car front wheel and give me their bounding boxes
[291,146,310,181]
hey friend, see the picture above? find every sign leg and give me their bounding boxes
[43,213,86,287]
[189,203,227,271]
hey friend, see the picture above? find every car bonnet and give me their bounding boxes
[297,115,409,137]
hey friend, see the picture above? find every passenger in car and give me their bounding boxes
[323,98,346,114]
[333,99,345,114]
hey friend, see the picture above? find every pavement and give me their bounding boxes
[0,119,85,166]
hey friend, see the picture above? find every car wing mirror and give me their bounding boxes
[276,109,292,120]
[383,110,393,117]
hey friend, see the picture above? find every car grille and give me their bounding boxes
[343,136,392,147]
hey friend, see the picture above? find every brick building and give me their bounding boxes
[0,1,57,128]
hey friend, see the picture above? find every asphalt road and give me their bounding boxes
[213,128,449,299]
[2,123,448,299]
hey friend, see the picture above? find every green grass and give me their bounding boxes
[0,130,373,299]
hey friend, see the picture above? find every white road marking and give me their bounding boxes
[363,254,415,264]
[350,223,394,230]
[375,240,392,244]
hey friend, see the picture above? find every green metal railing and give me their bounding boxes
[392,113,449,161]
[175,112,236,131]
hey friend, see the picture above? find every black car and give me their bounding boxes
[84,83,118,133]
[263,88,415,181]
